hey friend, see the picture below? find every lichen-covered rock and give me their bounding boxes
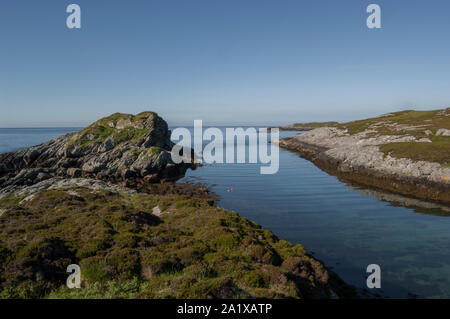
[437,128,450,136]
[0,112,194,189]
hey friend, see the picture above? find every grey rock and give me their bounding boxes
[0,112,195,189]
[0,177,138,199]
[99,135,115,152]
[152,205,163,216]
[436,128,450,136]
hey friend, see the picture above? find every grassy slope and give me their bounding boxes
[338,109,450,166]
[292,109,450,166]
[0,188,352,299]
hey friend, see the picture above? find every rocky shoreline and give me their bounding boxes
[0,112,195,192]
[275,111,450,205]
[0,112,355,299]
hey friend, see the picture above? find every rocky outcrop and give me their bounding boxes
[0,112,195,190]
[0,177,137,201]
[276,126,450,204]
[437,128,450,136]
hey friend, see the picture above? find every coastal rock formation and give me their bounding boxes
[276,109,450,204]
[0,112,194,190]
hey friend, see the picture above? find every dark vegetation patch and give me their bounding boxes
[0,187,353,299]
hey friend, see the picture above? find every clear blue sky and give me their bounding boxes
[1,0,450,127]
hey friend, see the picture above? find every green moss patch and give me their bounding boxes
[67,112,157,149]
[380,141,450,166]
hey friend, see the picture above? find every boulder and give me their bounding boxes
[436,128,450,136]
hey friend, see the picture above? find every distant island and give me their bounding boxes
[275,109,450,204]
[0,112,354,299]
[273,122,340,131]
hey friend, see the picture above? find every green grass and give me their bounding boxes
[338,109,449,136]
[67,112,157,149]
[113,127,147,144]
[379,142,450,166]
[148,146,161,157]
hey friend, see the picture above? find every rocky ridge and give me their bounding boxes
[0,112,194,191]
[276,109,450,204]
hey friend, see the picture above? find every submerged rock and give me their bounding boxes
[0,112,195,189]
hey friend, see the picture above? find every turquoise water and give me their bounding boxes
[1,128,450,298]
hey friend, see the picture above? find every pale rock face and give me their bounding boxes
[116,118,133,129]
[291,127,450,186]
[436,128,450,136]
[19,194,35,205]
[152,205,163,217]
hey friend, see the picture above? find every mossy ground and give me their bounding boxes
[67,112,157,149]
[337,110,444,136]
[0,186,348,299]
[379,141,450,166]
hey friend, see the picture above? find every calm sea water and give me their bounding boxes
[1,127,450,298]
